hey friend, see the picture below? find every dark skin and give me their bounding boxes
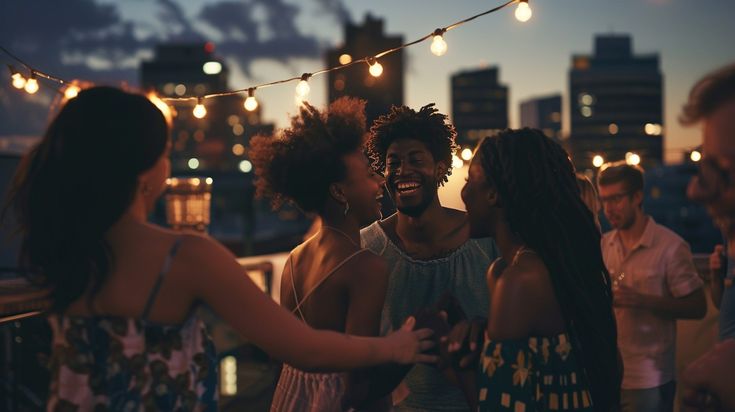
[444,156,567,408]
[279,151,394,410]
[380,138,470,260]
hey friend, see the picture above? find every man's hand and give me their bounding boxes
[613,285,647,309]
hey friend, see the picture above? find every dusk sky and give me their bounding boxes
[1,0,734,163]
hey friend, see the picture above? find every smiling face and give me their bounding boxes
[338,150,385,227]
[384,138,444,217]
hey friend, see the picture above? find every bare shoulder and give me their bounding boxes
[174,232,240,275]
[347,250,389,279]
[495,253,551,299]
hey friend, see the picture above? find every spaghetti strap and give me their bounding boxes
[141,237,183,321]
[288,255,307,322]
[291,249,371,322]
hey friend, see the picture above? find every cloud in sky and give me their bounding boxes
[0,0,346,135]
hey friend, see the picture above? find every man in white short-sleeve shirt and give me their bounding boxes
[598,161,706,412]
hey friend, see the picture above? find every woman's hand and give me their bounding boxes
[386,316,438,364]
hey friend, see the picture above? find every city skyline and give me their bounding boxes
[1,0,734,163]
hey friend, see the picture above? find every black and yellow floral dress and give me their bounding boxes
[477,333,594,412]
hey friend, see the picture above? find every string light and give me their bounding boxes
[193,97,207,119]
[515,0,533,22]
[8,65,26,89]
[1,0,521,106]
[690,150,702,162]
[244,87,258,111]
[295,73,311,98]
[64,84,81,99]
[24,73,39,94]
[592,155,604,168]
[430,29,448,56]
[368,58,383,77]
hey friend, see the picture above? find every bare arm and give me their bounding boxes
[615,286,707,319]
[181,235,435,372]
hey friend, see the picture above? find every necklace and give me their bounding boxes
[321,225,360,247]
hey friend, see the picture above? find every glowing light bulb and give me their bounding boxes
[64,85,80,99]
[244,88,258,111]
[515,0,532,22]
[625,152,641,166]
[339,54,352,65]
[368,61,383,77]
[24,77,39,94]
[193,99,207,119]
[690,150,702,162]
[11,73,26,89]
[296,73,311,98]
[592,155,604,168]
[461,148,473,161]
[431,35,448,56]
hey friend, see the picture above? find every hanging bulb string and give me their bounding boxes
[1,0,523,103]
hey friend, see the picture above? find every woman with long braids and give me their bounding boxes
[459,128,620,411]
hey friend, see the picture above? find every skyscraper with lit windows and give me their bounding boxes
[568,34,663,170]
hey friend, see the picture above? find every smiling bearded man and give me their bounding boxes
[360,104,498,412]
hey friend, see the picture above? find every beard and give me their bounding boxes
[387,174,438,218]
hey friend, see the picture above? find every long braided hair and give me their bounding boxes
[477,128,620,411]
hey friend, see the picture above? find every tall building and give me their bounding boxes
[451,67,508,148]
[326,14,404,124]
[568,34,663,170]
[520,94,562,140]
[141,43,273,173]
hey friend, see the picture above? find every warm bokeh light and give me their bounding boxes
[202,61,222,75]
[625,152,641,166]
[64,85,80,99]
[368,61,383,77]
[232,143,245,156]
[339,54,352,65]
[193,103,207,119]
[430,35,448,56]
[592,155,605,168]
[452,154,464,169]
[461,148,473,161]
[295,79,310,97]
[188,158,200,169]
[690,150,702,162]
[11,73,26,89]
[608,123,618,135]
[24,77,39,94]
[239,160,253,173]
[515,0,532,22]
[244,96,258,111]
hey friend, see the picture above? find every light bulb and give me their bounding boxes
[295,80,310,97]
[64,85,80,99]
[592,155,604,168]
[461,148,473,161]
[431,35,448,56]
[244,88,258,111]
[24,77,39,94]
[193,101,207,119]
[690,150,702,162]
[244,96,258,111]
[369,61,383,77]
[515,0,532,22]
[11,73,26,89]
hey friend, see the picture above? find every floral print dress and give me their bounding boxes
[477,333,594,412]
[45,238,218,412]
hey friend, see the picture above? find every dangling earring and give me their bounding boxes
[343,201,350,216]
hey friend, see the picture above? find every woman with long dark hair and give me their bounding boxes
[5,87,435,411]
[460,128,620,411]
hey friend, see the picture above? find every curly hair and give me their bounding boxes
[366,103,458,185]
[249,97,367,214]
[477,128,620,412]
